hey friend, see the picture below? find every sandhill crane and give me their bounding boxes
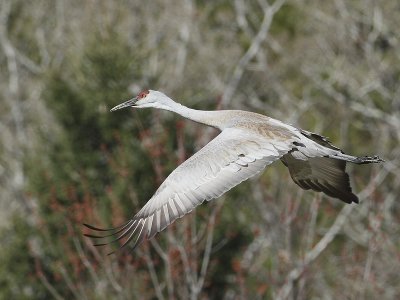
[84,90,383,253]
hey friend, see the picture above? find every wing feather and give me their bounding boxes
[84,128,294,251]
[282,153,358,203]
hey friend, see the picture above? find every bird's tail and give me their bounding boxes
[328,152,384,164]
[298,129,384,165]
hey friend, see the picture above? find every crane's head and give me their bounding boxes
[111,90,174,111]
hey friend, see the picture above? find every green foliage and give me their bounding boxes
[270,3,302,37]
[0,216,43,299]
[1,29,158,298]
[1,0,398,299]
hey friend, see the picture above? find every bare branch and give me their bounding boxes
[143,249,166,300]
[275,204,354,300]
[193,199,224,298]
[221,0,286,106]
[37,271,65,300]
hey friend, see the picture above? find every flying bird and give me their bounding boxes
[84,90,383,253]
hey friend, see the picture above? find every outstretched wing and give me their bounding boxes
[84,128,295,253]
[281,130,358,204]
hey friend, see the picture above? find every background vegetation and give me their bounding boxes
[0,0,399,299]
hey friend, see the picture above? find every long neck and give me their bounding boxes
[164,101,226,130]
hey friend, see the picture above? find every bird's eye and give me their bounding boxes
[137,90,150,99]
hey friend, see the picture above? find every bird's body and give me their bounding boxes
[84,90,383,253]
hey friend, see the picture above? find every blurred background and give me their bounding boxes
[0,0,399,299]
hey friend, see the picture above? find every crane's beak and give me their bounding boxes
[110,97,138,112]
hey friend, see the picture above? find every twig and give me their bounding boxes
[305,195,321,251]
[174,0,193,79]
[150,239,174,299]
[192,199,224,298]
[0,0,24,140]
[84,239,123,293]
[37,271,65,300]
[73,237,100,285]
[59,265,85,300]
[143,249,165,300]
[275,204,354,300]
[276,167,389,300]
[221,0,286,106]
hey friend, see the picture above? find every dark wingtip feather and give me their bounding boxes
[342,193,358,204]
[83,223,117,232]
[83,220,143,257]
[94,242,110,247]
[351,194,359,204]
[90,220,145,255]
[83,221,135,240]
[83,233,107,239]
[321,182,358,204]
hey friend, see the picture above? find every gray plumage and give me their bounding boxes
[84,90,383,253]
